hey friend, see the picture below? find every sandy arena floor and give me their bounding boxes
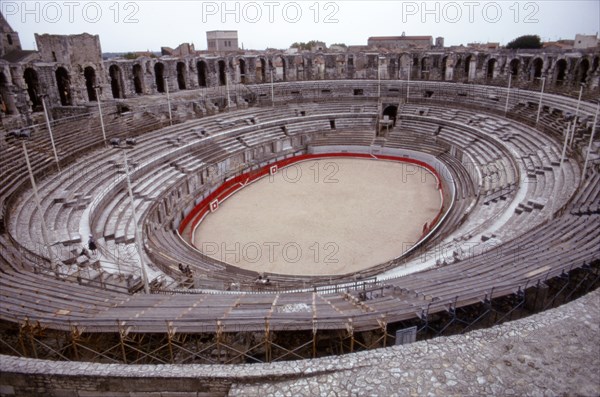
[193,158,442,276]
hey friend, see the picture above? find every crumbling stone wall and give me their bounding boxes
[33,33,107,106]
[1,43,598,125]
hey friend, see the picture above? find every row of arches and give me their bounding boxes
[9,53,599,115]
[20,63,129,109]
[421,55,595,85]
[21,61,187,107]
[85,65,126,100]
[140,54,598,94]
[147,56,316,90]
[21,66,73,108]
[153,60,224,94]
[143,58,266,95]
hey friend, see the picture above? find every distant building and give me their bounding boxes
[162,43,195,57]
[329,44,347,52]
[543,41,574,51]
[206,31,239,52]
[368,33,433,50]
[131,51,158,58]
[467,42,500,50]
[434,37,444,48]
[311,41,327,52]
[574,34,599,49]
[0,12,37,64]
[348,45,369,52]
[0,12,22,57]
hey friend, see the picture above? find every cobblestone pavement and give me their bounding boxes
[1,289,598,397]
[228,289,600,396]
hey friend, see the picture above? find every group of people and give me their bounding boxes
[255,275,271,286]
[84,235,270,288]
[178,263,193,278]
[79,235,98,258]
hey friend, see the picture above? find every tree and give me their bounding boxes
[290,40,325,51]
[123,52,138,60]
[506,35,542,49]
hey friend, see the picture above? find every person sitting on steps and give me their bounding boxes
[88,235,97,254]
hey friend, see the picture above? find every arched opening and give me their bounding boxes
[267,59,274,82]
[218,60,227,86]
[273,56,286,81]
[464,55,472,81]
[554,59,567,86]
[486,59,496,80]
[509,59,520,77]
[398,54,411,79]
[23,67,42,111]
[382,105,398,126]
[154,63,165,93]
[313,55,325,80]
[109,65,124,98]
[132,64,144,94]
[592,56,599,74]
[531,58,543,83]
[197,60,208,87]
[453,58,462,81]
[576,58,590,84]
[256,58,267,83]
[239,59,247,84]
[55,67,72,106]
[412,57,419,79]
[420,57,429,80]
[84,66,97,101]
[441,56,447,81]
[0,72,13,116]
[335,55,346,79]
[296,56,305,80]
[176,62,187,90]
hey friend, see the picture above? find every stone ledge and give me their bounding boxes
[0,289,598,396]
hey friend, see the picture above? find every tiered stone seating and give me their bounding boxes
[239,126,287,147]
[386,121,448,156]
[0,81,597,346]
[310,127,376,147]
[571,171,600,215]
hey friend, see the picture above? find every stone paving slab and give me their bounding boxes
[229,288,600,396]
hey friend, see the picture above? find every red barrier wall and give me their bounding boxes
[179,153,445,242]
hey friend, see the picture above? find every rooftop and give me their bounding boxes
[369,36,433,41]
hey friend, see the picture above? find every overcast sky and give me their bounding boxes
[3,0,599,52]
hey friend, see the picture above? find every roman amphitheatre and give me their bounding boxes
[0,13,599,396]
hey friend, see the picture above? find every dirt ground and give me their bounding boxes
[193,158,441,276]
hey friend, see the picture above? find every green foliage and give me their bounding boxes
[506,35,542,49]
[330,43,347,48]
[123,52,138,60]
[290,40,326,50]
